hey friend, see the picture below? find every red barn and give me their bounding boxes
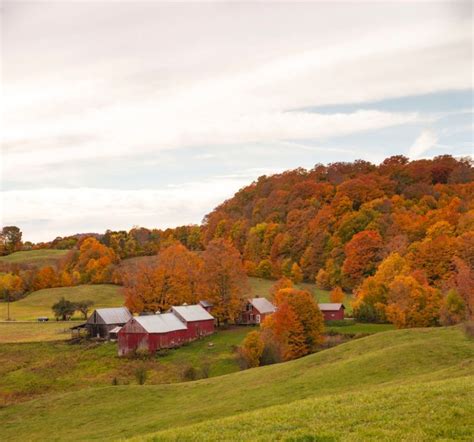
[239,297,276,325]
[118,313,188,356]
[169,304,215,339]
[319,303,345,321]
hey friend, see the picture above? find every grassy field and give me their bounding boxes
[0,285,124,321]
[0,249,69,267]
[249,276,354,313]
[0,326,472,441]
[143,376,473,441]
[0,327,250,406]
[0,322,72,343]
[326,322,395,335]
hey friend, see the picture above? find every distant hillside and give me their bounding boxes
[0,327,472,441]
[0,284,123,321]
[0,249,69,268]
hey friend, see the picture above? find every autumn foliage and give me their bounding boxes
[262,288,324,361]
[330,286,344,303]
[2,155,473,331]
[123,243,203,314]
[199,155,473,328]
[124,239,248,325]
[200,239,249,325]
[239,331,265,368]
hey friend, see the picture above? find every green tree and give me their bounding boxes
[52,297,76,321]
[0,226,22,255]
[75,300,94,320]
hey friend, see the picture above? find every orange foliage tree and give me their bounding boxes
[200,239,249,326]
[330,286,344,303]
[290,263,303,284]
[33,266,59,291]
[352,253,408,323]
[269,277,293,300]
[385,275,441,328]
[124,243,203,314]
[63,237,119,284]
[342,230,383,290]
[263,288,324,361]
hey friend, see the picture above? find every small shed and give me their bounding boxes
[170,304,215,339]
[109,326,122,340]
[86,307,132,339]
[318,303,345,321]
[239,297,276,325]
[199,300,213,313]
[118,313,188,356]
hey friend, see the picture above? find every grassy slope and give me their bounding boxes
[0,322,72,343]
[1,327,472,441]
[0,284,123,321]
[145,376,473,441]
[0,249,69,267]
[249,277,354,314]
[0,327,250,405]
[326,322,395,335]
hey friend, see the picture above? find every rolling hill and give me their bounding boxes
[0,249,69,267]
[0,284,123,321]
[0,326,472,441]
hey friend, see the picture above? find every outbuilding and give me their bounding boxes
[199,300,213,313]
[239,297,276,325]
[169,304,215,339]
[86,307,133,339]
[318,303,345,321]
[118,313,188,356]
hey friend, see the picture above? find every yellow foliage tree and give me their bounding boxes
[290,263,303,284]
[330,286,344,303]
[240,330,265,368]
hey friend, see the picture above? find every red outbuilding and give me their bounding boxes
[118,313,188,356]
[239,297,276,325]
[318,303,345,321]
[169,304,215,339]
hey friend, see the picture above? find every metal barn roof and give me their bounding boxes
[318,303,345,311]
[134,313,187,333]
[109,326,122,334]
[87,307,132,325]
[170,304,214,322]
[199,300,213,308]
[249,297,277,314]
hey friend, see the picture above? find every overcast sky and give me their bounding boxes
[1,1,473,242]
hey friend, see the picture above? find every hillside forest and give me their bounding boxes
[1,155,473,334]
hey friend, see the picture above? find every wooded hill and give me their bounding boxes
[201,155,473,325]
[1,155,473,328]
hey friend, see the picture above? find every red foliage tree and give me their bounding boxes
[342,230,383,290]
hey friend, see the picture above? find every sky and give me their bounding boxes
[1,0,473,243]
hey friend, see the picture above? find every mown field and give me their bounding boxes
[0,327,472,441]
[0,327,251,406]
[0,284,123,321]
[0,322,72,343]
[0,249,69,267]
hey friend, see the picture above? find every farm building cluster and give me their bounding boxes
[75,296,345,356]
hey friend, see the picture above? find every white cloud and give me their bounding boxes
[0,176,257,242]
[408,130,439,159]
[1,1,471,240]
[3,2,471,172]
